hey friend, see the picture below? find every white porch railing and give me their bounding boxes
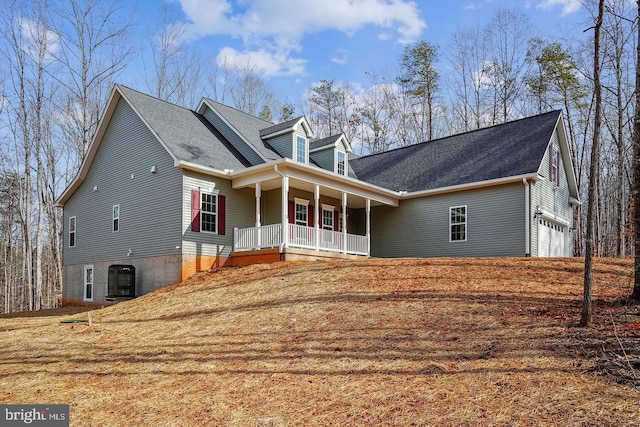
[234,224,368,256]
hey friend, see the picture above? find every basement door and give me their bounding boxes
[538,219,566,257]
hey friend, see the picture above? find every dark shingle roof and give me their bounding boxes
[202,99,281,161]
[118,85,249,170]
[350,110,561,192]
[259,116,304,137]
[310,135,341,151]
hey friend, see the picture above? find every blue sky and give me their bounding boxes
[131,0,587,103]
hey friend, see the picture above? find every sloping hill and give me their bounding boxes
[0,257,638,426]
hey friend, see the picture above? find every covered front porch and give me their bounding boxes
[234,222,369,255]
[230,159,399,259]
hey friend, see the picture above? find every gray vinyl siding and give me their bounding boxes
[201,106,264,166]
[310,147,334,172]
[531,130,574,256]
[182,171,255,258]
[62,97,183,266]
[371,183,526,258]
[266,133,293,159]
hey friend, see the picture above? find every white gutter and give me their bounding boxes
[176,160,234,178]
[523,178,530,257]
[401,173,541,199]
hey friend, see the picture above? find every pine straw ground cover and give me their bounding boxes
[0,257,639,426]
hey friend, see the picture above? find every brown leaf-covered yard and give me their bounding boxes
[0,257,639,426]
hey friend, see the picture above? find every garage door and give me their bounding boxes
[538,219,566,257]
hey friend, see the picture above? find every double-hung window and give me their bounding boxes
[322,206,334,231]
[112,205,120,232]
[450,206,467,242]
[550,146,560,186]
[69,216,76,248]
[295,136,307,163]
[201,192,217,233]
[294,199,308,226]
[337,151,346,175]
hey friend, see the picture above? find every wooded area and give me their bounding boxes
[0,0,638,314]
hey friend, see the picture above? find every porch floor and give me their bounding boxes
[227,247,367,267]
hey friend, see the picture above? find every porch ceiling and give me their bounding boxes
[231,160,399,208]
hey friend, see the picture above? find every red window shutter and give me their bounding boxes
[288,201,294,224]
[334,210,339,231]
[549,147,554,183]
[556,149,561,185]
[191,190,201,232]
[218,195,226,235]
[309,206,314,227]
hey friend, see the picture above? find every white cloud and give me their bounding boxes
[536,0,582,15]
[330,48,349,65]
[18,18,60,63]
[176,0,426,76]
[216,47,307,77]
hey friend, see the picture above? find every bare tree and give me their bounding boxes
[144,3,202,107]
[447,26,491,132]
[52,0,133,160]
[307,79,356,140]
[632,0,640,301]
[582,0,605,327]
[483,9,535,123]
[357,71,398,154]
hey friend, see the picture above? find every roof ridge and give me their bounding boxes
[356,110,562,160]
[203,97,274,126]
[116,84,196,113]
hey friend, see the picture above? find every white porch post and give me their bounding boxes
[282,176,289,248]
[314,184,320,251]
[255,183,261,249]
[342,192,347,253]
[366,198,371,256]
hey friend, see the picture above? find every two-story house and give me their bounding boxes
[55,85,580,304]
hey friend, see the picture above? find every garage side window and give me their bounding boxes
[450,206,467,242]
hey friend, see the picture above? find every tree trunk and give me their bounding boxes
[581,0,605,327]
[632,0,640,301]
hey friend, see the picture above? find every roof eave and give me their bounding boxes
[176,160,234,178]
[400,173,540,199]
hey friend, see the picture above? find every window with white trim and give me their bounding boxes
[83,265,94,302]
[112,205,120,232]
[550,146,560,186]
[69,216,76,248]
[295,135,307,163]
[450,206,467,242]
[337,150,346,175]
[201,192,217,233]
[295,198,309,226]
[322,205,334,230]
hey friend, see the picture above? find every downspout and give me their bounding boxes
[523,178,531,257]
[274,164,287,260]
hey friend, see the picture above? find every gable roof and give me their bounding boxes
[350,110,565,193]
[56,85,249,205]
[260,116,313,139]
[309,134,352,153]
[117,86,249,171]
[199,99,282,161]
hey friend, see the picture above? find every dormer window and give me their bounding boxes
[295,136,307,163]
[337,150,346,175]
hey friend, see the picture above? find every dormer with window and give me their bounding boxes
[309,134,352,176]
[259,116,313,164]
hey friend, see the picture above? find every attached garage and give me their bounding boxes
[537,217,569,257]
